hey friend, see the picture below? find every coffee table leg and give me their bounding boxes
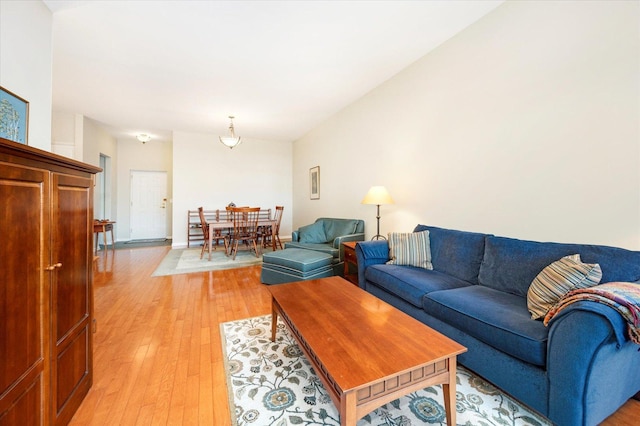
[442,357,457,426]
[340,392,356,426]
[271,301,278,342]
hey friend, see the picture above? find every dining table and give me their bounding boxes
[207,219,277,259]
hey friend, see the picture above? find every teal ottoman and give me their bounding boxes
[261,248,334,285]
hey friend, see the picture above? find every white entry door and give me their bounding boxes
[130,170,167,240]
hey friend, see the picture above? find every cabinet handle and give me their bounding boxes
[45,263,62,271]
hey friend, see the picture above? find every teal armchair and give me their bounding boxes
[285,217,365,275]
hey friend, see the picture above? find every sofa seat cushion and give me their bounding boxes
[284,242,339,262]
[365,264,472,308]
[423,286,548,366]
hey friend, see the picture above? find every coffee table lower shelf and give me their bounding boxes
[271,298,459,426]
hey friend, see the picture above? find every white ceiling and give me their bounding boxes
[44,0,503,143]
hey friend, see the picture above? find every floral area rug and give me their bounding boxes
[221,315,551,426]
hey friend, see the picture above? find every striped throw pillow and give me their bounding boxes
[527,254,602,320]
[386,231,433,270]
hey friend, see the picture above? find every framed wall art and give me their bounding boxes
[309,166,320,200]
[0,86,29,145]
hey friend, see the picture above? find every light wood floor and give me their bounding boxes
[70,246,639,425]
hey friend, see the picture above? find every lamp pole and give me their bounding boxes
[361,186,393,241]
[372,204,385,240]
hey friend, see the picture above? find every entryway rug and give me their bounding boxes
[152,247,262,276]
[221,315,551,426]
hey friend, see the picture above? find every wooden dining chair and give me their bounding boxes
[262,205,284,250]
[256,208,271,248]
[225,205,248,223]
[214,208,232,249]
[198,207,228,260]
[228,207,261,260]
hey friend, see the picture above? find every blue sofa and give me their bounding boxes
[355,225,640,426]
[285,217,365,275]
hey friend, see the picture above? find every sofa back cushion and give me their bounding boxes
[414,225,488,284]
[317,218,363,242]
[479,235,640,297]
[298,221,328,243]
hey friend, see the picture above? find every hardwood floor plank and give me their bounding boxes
[135,404,155,426]
[121,343,155,424]
[147,344,175,424]
[212,359,231,425]
[198,342,214,424]
[183,374,200,425]
[69,246,639,425]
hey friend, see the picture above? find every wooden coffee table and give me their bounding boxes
[269,276,467,426]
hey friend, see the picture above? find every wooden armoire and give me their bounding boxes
[0,139,101,425]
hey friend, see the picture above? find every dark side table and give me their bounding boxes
[342,241,359,285]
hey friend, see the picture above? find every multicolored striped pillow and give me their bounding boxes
[527,254,602,320]
[386,231,433,270]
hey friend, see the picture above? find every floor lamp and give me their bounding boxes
[361,186,394,240]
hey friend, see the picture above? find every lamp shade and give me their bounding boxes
[361,186,394,205]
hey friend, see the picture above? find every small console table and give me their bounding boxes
[94,220,115,252]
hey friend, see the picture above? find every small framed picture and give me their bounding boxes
[0,86,29,145]
[309,166,320,200]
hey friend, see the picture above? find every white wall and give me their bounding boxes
[51,111,84,160]
[81,116,117,234]
[116,138,173,241]
[51,112,173,242]
[172,131,293,247]
[293,0,640,250]
[0,0,52,151]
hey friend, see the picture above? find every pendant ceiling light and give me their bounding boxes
[219,115,242,149]
[136,133,151,144]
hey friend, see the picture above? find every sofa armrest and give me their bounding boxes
[547,300,628,346]
[334,233,365,262]
[355,240,390,289]
[291,230,300,242]
[333,233,365,249]
[546,302,638,424]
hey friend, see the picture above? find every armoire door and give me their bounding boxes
[50,172,93,425]
[0,161,51,426]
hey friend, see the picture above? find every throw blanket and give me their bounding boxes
[544,282,640,344]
